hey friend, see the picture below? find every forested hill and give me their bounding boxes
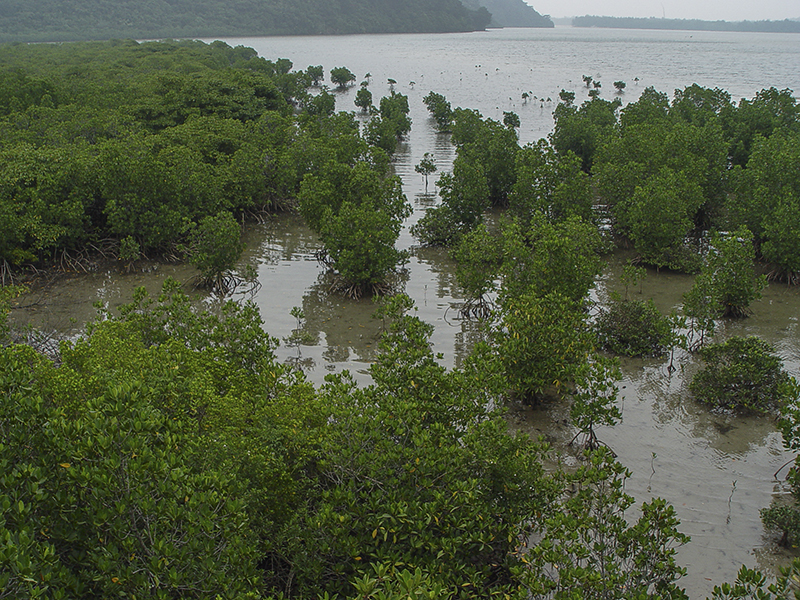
[460,0,553,28]
[0,0,492,43]
[573,15,800,33]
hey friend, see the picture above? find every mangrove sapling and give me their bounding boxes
[306,64,324,86]
[593,263,680,358]
[422,91,453,132]
[685,227,766,319]
[503,111,520,130]
[569,357,622,453]
[525,448,690,599]
[183,210,247,295]
[760,376,800,548]
[709,561,800,599]
[414,152,437,193]
[493,291,593,404]
[283,306,316,372]
[354,85,372,112]
[451,223,502,320]
[118,235,140,273]
[330,66,356,89]
[682,281,719,352]
[620,262,646,300]
[498,214,604,304]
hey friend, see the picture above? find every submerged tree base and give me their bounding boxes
[329,277,395,300]
[459,296,495,320]
[191,270,261,297]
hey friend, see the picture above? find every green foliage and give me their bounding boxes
[525,448,689,599]
[118,235,140,263]
[330,66,356,89]
[0,40,317,264]
[594,99,729,265]
[0,345,259,598]
[414,152,437,192]
[379,92,411,137]
[731,130,800,283]
[761,379,800,551]
[671,84,733,127]
[364,92,411,154]
[551,96,621,172]
[299,159,411,294]
[451,108,519,206]
[280,295,558,598]
[709,562,800,599]
[689,336,795,413]
[618,167,705,271]
[619,86,670,129]
[304,88,337,116]
[306,64,324,86]
[451,223,503,318]
[321,201,410,295]
[760,505,800,548]
[355,86,373,112]
[185,210,245,290]
[499,215,604,303]
[594,298,676,357]
[721,87,799,167]
[351,564,456,600]
[411,154,489,246]
[569,358,623,451]
[422,91,453,131]
[685,227,766,319]
[503,110,521,129]
[493,291,593,403]
[509,139,593,225]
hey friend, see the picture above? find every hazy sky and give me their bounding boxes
[526,0,800,21]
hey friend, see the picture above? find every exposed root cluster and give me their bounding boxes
[459,296,495,320]
[329,277,393,300]
[192,272,262,297]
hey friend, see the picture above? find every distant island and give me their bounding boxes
[0,0,494,43]
[461,0,553,28]
[573,15,800,33]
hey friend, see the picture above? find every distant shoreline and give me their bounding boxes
[571,15,800,33]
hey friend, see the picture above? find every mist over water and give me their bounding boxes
[14,27,800,597]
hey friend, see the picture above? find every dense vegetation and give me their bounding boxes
[0,0,491,43]
[417,83,800,286]
[3,38,800,598]
[573,15,800,33]
[0,40,412,294]
[460,0,553,28]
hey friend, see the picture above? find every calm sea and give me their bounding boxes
[213,25,800,145]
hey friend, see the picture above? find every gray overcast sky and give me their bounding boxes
[525,0,800,21]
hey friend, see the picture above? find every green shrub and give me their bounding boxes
[185,210,244,291]
[594,298,675,357]
[760,505,800,547]
[689,336,794,413]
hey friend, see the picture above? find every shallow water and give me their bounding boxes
[10,27,800,597]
